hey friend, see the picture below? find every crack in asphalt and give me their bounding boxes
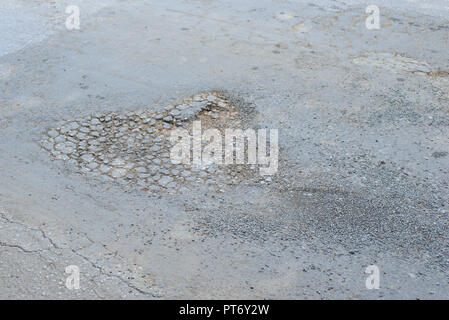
[0,207,157,298]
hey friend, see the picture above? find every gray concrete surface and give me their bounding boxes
[0,0,448,299]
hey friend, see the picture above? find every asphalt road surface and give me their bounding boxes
[0,0,448,299]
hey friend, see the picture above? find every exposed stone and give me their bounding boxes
[111,168,127,178]
[158,176,173,186]
[48,130,59,138]
[40,91,257,194]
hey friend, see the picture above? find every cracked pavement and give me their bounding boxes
[0,0,448,299]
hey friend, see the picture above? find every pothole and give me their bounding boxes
[41,92,273,193]
[352,52,449,109]
[352,52,431,74]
